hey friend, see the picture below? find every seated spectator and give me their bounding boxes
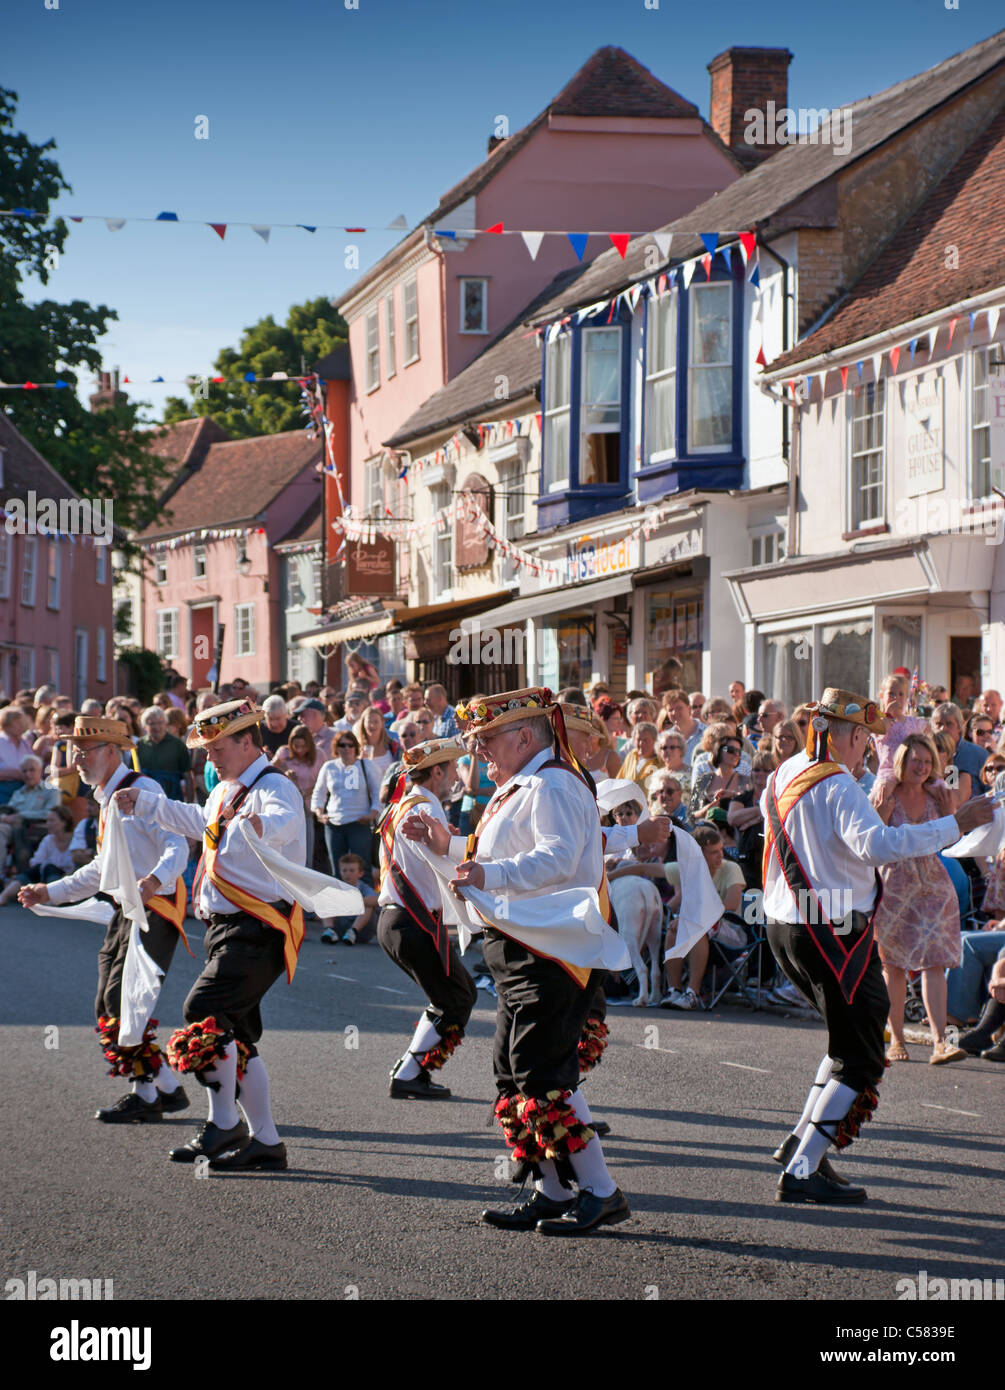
[690,692,707,720]
[739,688,766,740]
[320,853,379,945]
[654,730,690,795]
[594,697,628,753]
[966,709,997,755]
[0,805,76,903]
[136,706,192,800]
[70,795,100,867]
[0,754,62,873]
[261,695,294,756]
[756,698,786,741]
[947,921,1005,1026]
[770,718,801,767]
[727,751,774,889]
[956,943,1005,1060]
[0,706,34,809]
[661,688,705,766]
[691,730,752,826]
[648,772,691,831]
[618,721,659,790]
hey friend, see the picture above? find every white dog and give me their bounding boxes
[609,874,664,1006]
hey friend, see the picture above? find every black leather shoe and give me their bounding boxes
[389,1070,451,1100]
[169,1120,249,1162]
[95,1092,163,1124]
[981,1040,1005,1062]
[157,1086,190,1114]
[482,1190,574,1229]
[776,1170,866,1204]
[209,1138,287,1171]
[957,1028,994,1055]
[772,1132,848,1185]
[592,1120,611,1137]
[536,1187,630,1235]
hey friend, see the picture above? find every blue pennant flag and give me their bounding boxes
[244,372,257,382]
[700,233,719,256]
[11,206,35,217]
[717,245,732,269]
[54,380,69,389]
[908,338,918,361]
[568,233,589,261]
[969,311,977,332]
[856,361,863,379]
[298,225,317,233]
[749,263,760,288]
[435,228,457,240]
[156,211,179,221]
[152,375,164,382]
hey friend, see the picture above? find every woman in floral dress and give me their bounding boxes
[871,733,967,1064]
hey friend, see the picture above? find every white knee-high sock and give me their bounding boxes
[533,1159,570,1201]
[792,1055,835,1140]
[238,1056,279,1146]
[786,1077,858,1176]
[202,1043,240,1130]
[393,1010,442,1080]
[132,1079,157,1102]
[565,1088,617,1198]
[156,1063,181,1095]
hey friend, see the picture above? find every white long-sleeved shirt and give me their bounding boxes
[447,747,602,897]
[136,753,305,919]
[377,785,448,910]
[310,757,380,821]
[47,760,188,906]
[760,751,962,923]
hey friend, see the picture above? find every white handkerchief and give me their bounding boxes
[943,802,1005,860]
[237,818,364,918]
[664,826,725,960]
[28,898,116,927]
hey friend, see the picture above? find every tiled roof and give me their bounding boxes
[335,47,711,311]
[138,431,322,540]
[525,28,1005,324]
[0,411,90,507]
[275,496,322,547]
[144,416,224,464]
[769,105,1005,369]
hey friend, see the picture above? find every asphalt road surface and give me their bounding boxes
[4,903,1003,1303]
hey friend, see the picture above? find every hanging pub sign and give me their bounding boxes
[454,472,492,571]
[346,535,395,596]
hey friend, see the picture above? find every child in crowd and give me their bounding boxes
[320,852,379,945]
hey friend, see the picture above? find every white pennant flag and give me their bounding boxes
[681,259,696,290]
[652,231,673,259]
[629,284,643,310]
[388,213,408,230]
[105,219,126,232]
[872,352,883,382]
[521,231,544,261]
[988,306,1001,340]
[251,225,271,243]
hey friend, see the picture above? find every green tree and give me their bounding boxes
[162,297,347,437]
[0,87,172,532]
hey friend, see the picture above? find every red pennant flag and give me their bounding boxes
[657,274,667,295]
[212,376,224,383]
[840,365,849,389]
[70,216,82,223]
[948,317,958,345]
[739,231,757,262]
[209,223,227,240]
[535,413,542,433]
[610,234,630,259]
[23,381,38,389]
[755,345,766,368]
[889,345,901,373]
[123,376,131,383]
[485,222,503,234]
[701,254,712,280]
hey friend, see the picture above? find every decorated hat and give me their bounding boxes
[455,687,556,734]
[402,736,465,773]
[595,777,649,818]
[67,716,134,750]
[812,688,887,734]
[558,702,609,742]
[186,699,264,748]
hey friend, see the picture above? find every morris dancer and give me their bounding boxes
[19,716,190,1123]
[376,737,477,1099]
[114,700,306,1171]
[403,688,630,1234]
[763,687,992,1204]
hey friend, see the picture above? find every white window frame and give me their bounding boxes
[21,537,37,606]
[430,483,453,598]
[365,456,384,516]
[156,608,179,659]
[384,294,396,378]
[47,542,60,610]
[750,524,786,567]
[234,602,256,657]
[403,277,419,364]
[365,309,380,392]
[543,333,572,493]
[971,346,995,499]
[579,326,623,485]
[95,546,108,584]
[847,380,886,531]
[0,531,10,599]
[645,290,678,461]
[154,553,168,585]
[193,543,207,579]
[459,278,488,334]
[96,627,107,683]
[688,282,733,454]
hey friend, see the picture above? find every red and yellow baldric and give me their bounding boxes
[379,792,453,974]
[763,759,878,1004]
[193,769,305,983]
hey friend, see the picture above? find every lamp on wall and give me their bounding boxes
[236,538,251,577]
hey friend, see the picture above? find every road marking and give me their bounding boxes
[720,1061,771,1074]
[920,1102,980,1118]
[327,974,357,982]
[633,1044,678,1055]
[374,985,407,995]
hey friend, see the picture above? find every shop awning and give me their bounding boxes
[390,590,512,631]
[479,573,634,628]
[292,602,403,647]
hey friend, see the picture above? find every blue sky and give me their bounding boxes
[5,0,1002,420]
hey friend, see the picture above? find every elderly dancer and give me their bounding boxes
[402,689,630,1234]
[762,688,993,1204]
[377,737,477,1098]
[19,716,190,1123]
[114,700,306,1171]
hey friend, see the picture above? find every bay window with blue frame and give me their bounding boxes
[538,304,633,530]
[638,249,746,502]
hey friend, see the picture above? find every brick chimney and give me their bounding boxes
[89,367,126,412]
[708,47,793,170]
